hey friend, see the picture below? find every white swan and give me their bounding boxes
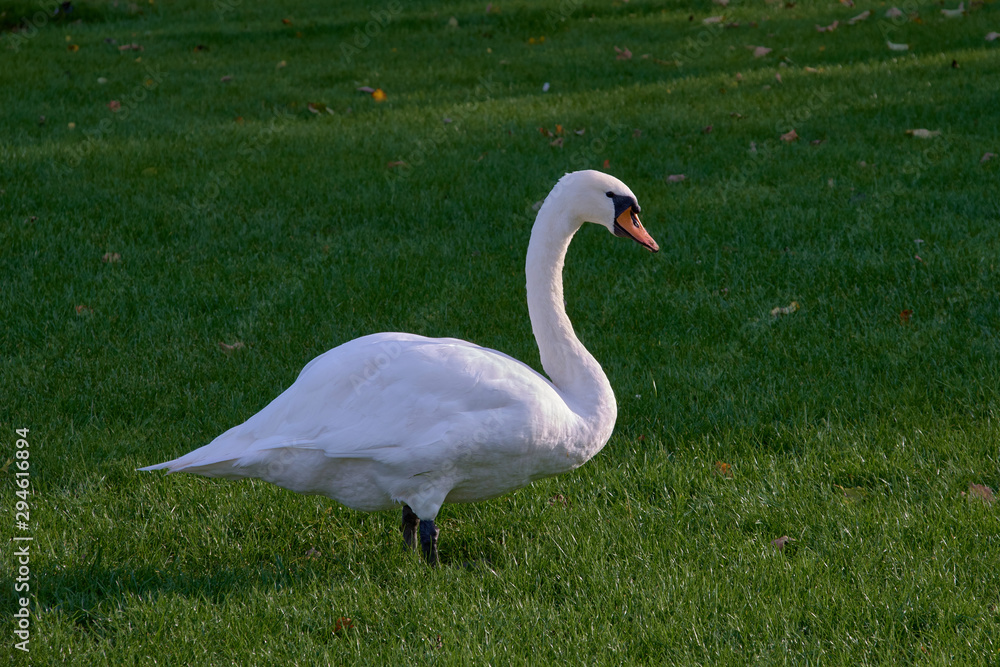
[140,170,658,563]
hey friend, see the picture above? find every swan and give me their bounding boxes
[140,170,658,564]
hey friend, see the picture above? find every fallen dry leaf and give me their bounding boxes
[107,100,121,112]
[615,45,632,60]
[102,252,121,263]
[811,139,825,146]
[220,75,233,83]
[804,66,820,73]
[703,15,724,24]
[906,128,941,138]
[333,617,354,634]
[839,0,854,6]
[549,137,564,147]
[276,60,287,68]
[772,535,794,551]
[968,483,995,503]
[281,18,292,25]
[753,46,772,58]
[899,309,913,324]
[371,88,387,102]
[887,40,909,51]
[848,10,871,24]
[548,493,571,508]
[75,304,92,315]
[219,341,244,353]
[885,7,904,18]
[815,20,839,32]
[775,72,782,83]
[67,43,79,52]
[666,174,687,183]
[602,159,610,169]
[714,461,733,478]
[387,160,408,168]
[981,152,997,163]
[304,547,321,559]
[702,125,713,134]
[780,128,799,142]
[118,43,143,51]
[771,301,800,317]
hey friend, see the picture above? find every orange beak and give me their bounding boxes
[614,208,659,253]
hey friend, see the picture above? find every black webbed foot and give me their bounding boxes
[401,504,418,551]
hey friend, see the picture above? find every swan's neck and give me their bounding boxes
[525,189,617,434]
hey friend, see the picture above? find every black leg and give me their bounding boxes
[401,505,418,551]
[419,519,439,565]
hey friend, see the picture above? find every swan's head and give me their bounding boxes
[555,170,659,253]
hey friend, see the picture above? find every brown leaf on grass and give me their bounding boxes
[780,128,799,142]
[968,483,995,503]
[75,304,92,315]
[304,547,321,560]
[772,535,794,551]
[548,493,571,508]
[538,126,553,137]
[333,617,354,634]
[549,137,564,148]
[220,75,233,83]
[906,128,941,138]
[885,7,904,18]
[839,0,854,6]
[815,20,839,32]
[387,160,408,168]
[666,174,687,183]
[276,60,287,69]
[899,309,913,324]
[555,124,564,135]
[101,252,121,263]
[67,43,79,52]
[810,139,825,145]
[703,15,725,24]
[615,45,632,60]
[753,46,772,58]
[107,100,121,112]
[219,341,244,353]
[771,301,800,317]
[982,152,997,163]
[804,66,820,73]
[714,461,733,478]
[118,43,143,51]
[702,125,713,134]
[775,72,782,83]
[371,88,387,102]
[602,159,610,169]
[848,10,871,24]
[281,18,292,25]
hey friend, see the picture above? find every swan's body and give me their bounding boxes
[141,170,658,563]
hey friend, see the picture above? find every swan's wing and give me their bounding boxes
[141,333,573,509]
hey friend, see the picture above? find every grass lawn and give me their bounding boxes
[3,0,1000,663]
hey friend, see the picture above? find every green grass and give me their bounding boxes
[3,0,1000,663]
